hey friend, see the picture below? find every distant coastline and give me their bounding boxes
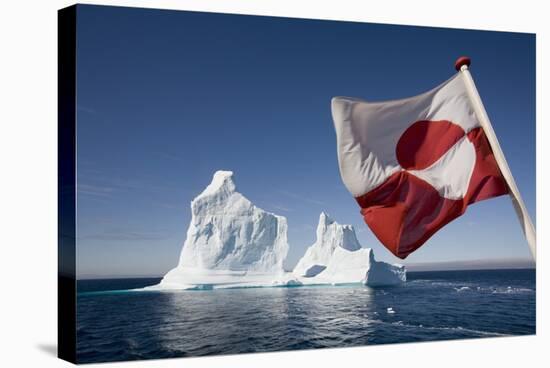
[404,258,535,272]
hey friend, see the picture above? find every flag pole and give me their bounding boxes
[455,56,536,260]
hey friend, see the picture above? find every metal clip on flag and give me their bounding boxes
[331,57,536,260]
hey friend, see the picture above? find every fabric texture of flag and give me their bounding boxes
[331,74,508,259]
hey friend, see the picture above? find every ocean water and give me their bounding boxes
[76,269,535,364]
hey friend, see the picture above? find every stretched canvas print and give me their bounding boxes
[58,4,536,364]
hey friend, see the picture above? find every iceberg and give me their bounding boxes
[146,171,405,291]
[294,213,406,286]
[294,212,361,277]
[148,171,293,290]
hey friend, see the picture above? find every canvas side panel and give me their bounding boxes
[58,4,77,364]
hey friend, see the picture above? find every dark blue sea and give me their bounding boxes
[76,269,535,364]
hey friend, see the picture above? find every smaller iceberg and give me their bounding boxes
[294,213,406,286]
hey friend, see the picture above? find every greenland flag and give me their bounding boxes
[331,74,508,259]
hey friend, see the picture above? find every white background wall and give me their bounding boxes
[0,0,548,367]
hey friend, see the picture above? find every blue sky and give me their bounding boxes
[75,5,535,278]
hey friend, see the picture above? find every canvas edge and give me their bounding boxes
[58,4,77,364]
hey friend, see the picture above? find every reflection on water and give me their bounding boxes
[76,270,535,364]
[156,287,376,355]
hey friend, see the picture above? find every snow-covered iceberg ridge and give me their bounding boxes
[145,171,405,291]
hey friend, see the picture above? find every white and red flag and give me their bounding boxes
[331,58,535,259]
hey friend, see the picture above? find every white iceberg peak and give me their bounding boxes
[318,211,334,226]
[194,170,236,201]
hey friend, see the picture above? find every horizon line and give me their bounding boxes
[77,262,535,280]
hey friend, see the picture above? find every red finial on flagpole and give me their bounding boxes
[455,56,471,71]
